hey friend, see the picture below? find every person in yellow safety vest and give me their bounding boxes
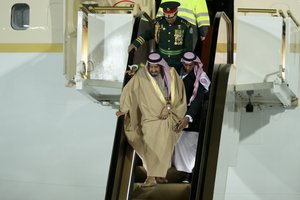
[157,0,210,49]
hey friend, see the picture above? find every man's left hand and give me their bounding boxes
[175,117,189,132]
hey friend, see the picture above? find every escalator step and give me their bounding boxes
[135,166,186,183]
[132,183,191,200]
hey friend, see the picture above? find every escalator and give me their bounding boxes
[105,11,233,200]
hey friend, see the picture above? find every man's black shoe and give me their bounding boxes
[182,173,192,183]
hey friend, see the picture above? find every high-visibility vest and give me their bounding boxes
[157,0,210,28]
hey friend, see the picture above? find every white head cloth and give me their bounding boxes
[145,52,171,100]
[181,51,211,105]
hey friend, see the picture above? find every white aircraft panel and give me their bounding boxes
[236,15,283,85]
[284,18,300,97]
[88,13,133,82]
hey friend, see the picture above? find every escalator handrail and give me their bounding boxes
[105,16,141,200]
[196,64,232,200]
[190,11,233,200]
[207,11,233,79]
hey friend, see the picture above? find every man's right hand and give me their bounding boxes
[116,111,126,117]
[128,44,137,53]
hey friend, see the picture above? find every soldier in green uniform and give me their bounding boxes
[128,1,193,73]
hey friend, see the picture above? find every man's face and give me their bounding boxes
[183,62,195,74]
[148,63,161,77]
[164,13,177,24]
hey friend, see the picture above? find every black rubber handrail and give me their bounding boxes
[196,63,231,200]
[190,11,233,200]
[207,11,233,79]
[105,17,141,200]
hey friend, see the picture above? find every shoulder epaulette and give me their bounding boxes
[180,18,191,27]
[155,16,163,23]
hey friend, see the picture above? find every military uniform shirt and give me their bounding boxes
[133,16,193,72]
